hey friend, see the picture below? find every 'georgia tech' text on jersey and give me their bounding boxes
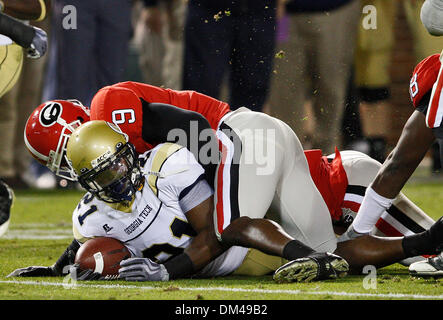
[72,142,248,277]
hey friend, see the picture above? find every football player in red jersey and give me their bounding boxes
[24,88,437,252]
[89,81,228,184]
[12,115,443,282]
[17,81,443,281]
[23,83,352,281]
[340,53,443,276]
[24,99,90,180]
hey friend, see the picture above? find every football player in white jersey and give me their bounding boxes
[11,96,443,281]
[69,120,352,282]
[9,120,443,282]
[69,121,251,280]
[9,120,348,282]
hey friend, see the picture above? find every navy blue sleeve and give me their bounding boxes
[143,0,158,7]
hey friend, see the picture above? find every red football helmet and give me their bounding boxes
[24,100,90,180]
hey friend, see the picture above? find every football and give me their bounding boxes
[74,237,131,278]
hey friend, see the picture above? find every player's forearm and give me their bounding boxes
[351,112,435,234]
[162,227,224,280]
[143,102,220,183]
[163,253,195,280]
[7,239,80,278]
[0,12,35,47]
[51,239,80,275]
[187,227,225,271]
[357,149,427,233]
[370,152,415,199]
[371,152,430,200]
[2,0,47,21]
[371,111,435,199]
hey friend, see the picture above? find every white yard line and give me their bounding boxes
[2,233,72,240]
[3,224,72,240]
[10,223,70,228]
[1,280,442,300]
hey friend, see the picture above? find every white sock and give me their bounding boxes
[421,0,443,36]
[352,186,394,234]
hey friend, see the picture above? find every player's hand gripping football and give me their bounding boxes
[119,257,170,281]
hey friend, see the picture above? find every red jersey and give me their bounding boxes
[304,148,348,222]
[409,53,443,128]
[90,81,231,153]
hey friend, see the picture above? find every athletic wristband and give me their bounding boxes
[163,252,195,280]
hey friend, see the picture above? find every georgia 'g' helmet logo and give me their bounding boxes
[39,102,63,127]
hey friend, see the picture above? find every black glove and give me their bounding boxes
[8,240,80,278]
[7,265,57,277]
[69,264,119,281]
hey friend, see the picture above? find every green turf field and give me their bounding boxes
[1,181,442,301]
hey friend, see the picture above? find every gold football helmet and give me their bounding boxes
[66,120,142,203]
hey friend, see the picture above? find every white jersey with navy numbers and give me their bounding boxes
[72,143,248,277]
